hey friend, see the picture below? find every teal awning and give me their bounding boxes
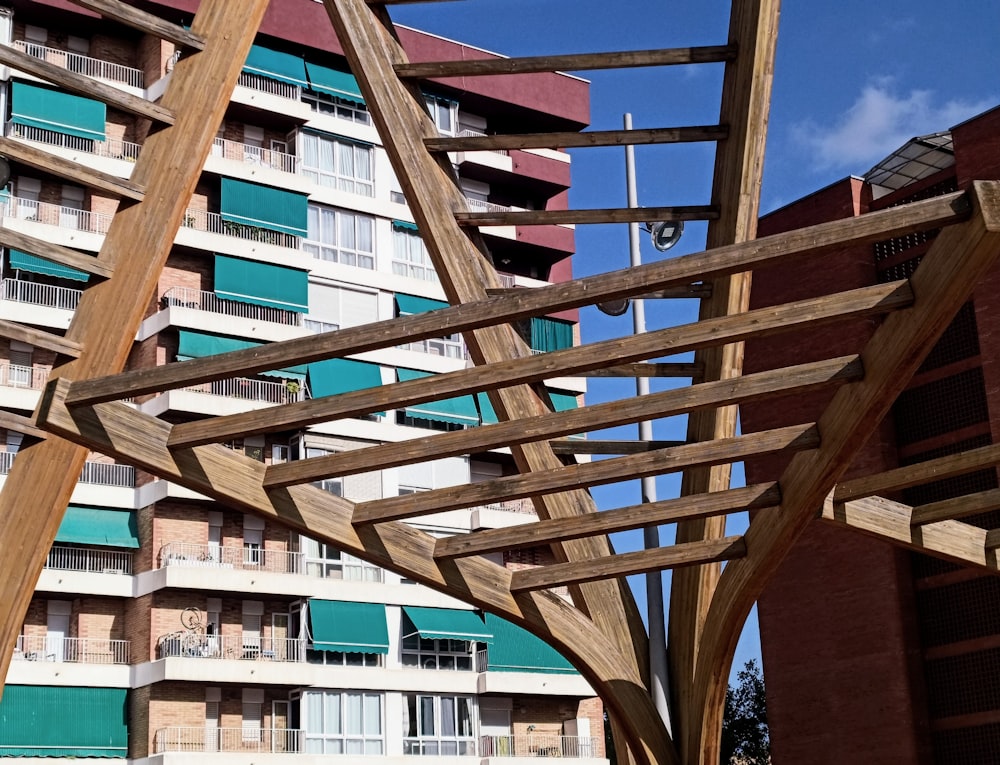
[549,392,579,411]
[55,506,139,549]
[477,392,498,425]
[220,178,308,237]
[402,607,492,642]
[0,685,128,757]
[308,358,382,399]
[530,317,574,352]
[395,293,447,315]
[177,330,306,381]
[392,220,419,232]
[243,44,308,88]
[397,368,480,426]
[9,249,89,282]
[214,254,308,313]
[309,600,388,654]
[305,61,365,105]
[11,82,106,141]
[484,614,577,674]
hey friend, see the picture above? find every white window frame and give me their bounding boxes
[299,132,374,197]
[301,91,371,125]
[303,204,374,269]
[392,227,437,282]
[424,96,456,136]
[396,303,464,359]
[303,690,384,755]
[404,694,476,756]
[402,634,475,671]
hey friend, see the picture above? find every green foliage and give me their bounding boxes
[720,659,770,764]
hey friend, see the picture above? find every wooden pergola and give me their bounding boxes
[0,2,996,764]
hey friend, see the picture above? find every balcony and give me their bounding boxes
[155,727,304,754]
[181,207,300,250]
[157,632,304,663]
[458,128,509,156]
[6,122,141,162]
[13,635,129,664]
[162,286,303,328]
[237,71,300,101]
[211,137,299,175]
[46,544,133,575]
[158,542,303,574]
[1,195,114,235]
[1,277,82,312]
[181,376,311,405]
[0,362,48,391]
[11,40,144,89]
[0,452,135,487]
[480,734,600,759]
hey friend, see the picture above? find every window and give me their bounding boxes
[303,204,374,269]
[302,536,384,582]
[305,282,378,334]
[424,96,456,136]
[299,132,374,197]
[402,636,475,671]
[242,689,264,743]
[304,690,383,754]
[244,527,262,565]
[392,226,437,282]
[307,646,382,667]
[301,91,371,125]
[404,694,476,755]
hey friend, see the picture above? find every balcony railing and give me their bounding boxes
[211,137,299,175]
[476,498,536,515]
[0,362,48,390]
[1,195,114,235]
[13,635,130,664]
[158,542,303,574]
[237,70,301,101]
[162,286,303,327]
[465,197,512,214]
[46,544,133,575]
[12,40,144,88]
[404,738,477,756]
[79,461,136,487]
[157,632,304,663]
[182,376,310,405]
[480,734,599,759]
[458,128,509,156]
[181,208,300,249]
[6,122,142,162]
[155,727,305,754]
[1,278,83,311]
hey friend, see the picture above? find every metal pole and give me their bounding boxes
[624,112,671,732]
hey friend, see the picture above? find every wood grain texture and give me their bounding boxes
[0,320,81,357]
[548,440,687,455]
[69,0,206,49]
[0,227,113,279]
[426,125,728,152]
[910,488,1000,526]
[579,363,704,379]
[454,205,718,227]
[0,410,47,440]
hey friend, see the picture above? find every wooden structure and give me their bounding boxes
[0,1,997,764]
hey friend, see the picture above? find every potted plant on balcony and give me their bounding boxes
[283,379,301,402]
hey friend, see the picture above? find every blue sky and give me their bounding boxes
[392,1,1000,678]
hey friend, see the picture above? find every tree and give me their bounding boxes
[720,659,770,764]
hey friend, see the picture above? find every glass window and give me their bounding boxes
[392,228,437,282]
[303,691,383,755]
[299,132,374,197]
[402,634,475,671]
[301,534,384,583]
[303,204,374,269]
[424,97,456,136]
[404,694,476,756]
[301,91,371,125]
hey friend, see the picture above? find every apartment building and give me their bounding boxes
[0,0,605,761]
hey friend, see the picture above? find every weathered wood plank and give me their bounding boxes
[0,320,82,357]
[0,410,47,440]
[69,0,206,49]
[426,125,729,152]
[910,488,1000,526]
[578,363,704,379]
[549,440,686,455]
[0,227,113,279]
[455,205,718,227]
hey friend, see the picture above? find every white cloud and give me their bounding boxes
[791,82,994,172]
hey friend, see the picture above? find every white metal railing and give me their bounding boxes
[476,648,488,672]
[154,726,305,754]
[182,376,310,405]
[397,337,467,359]
[6,122,141,162]
[181,208,300,249]
[13,635,130,664]
[404,738,477,756]
[479,734,599,759]
[0,452,13,474]
[458,128,509,156]
[12,40,144,88]
[237,70,301,100]
[79,461,136,487]
[46,544,133,575]
[1,195,114,234]
[465,197,512,214]
[211,137,299,175]
[476,498,535,515]
[157,632,304,662]
[497,272,517,288]
[162,286,303,327]
[0,362,48,390]
[158,542,303,574]
[1,278,82,311]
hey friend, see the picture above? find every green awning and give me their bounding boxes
[304,61,365,105]
[397,368,480,426]
[9,249,89,282]
[530,317,574,352]
[308,358,382,399]
[402,607,492,642]
[392,220,419,232]
[177,330,306,381]
[484,614,577,674]
[477,392,498,425]
[309,600,388,654]
[11,82,106,141]
[0,685,128,757]
[55,506,139,549]
[214,254,308,313]
[395,293,447,315]
[549,392,579,411]
[220,178,308,238]
[243,44,308,88]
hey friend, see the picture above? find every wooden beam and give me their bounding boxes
[396,45,737,78]
[173,280,904,450]
[352,424,818,524]
[579,363,704,379]
[834,442,1000,502]
[0,320,81,357]
[265,356,857,487]
[435,483,780,559]
[62,191,968,405]
[985,529,1000,551]
[549,440,687,455]
[910,488,1000,526]
[0,410,47,440]
[69,0,206,50]
[455,205,718,227]
[426,125,729,152]
[0,45,174,125]
[0,228,113,280]
[0,137,144,202]
[485,285,712,300]
[511,537,748,592]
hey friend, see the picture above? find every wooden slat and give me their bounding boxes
[455,205,718,227]
[265,356,859,487]
[485,285,713,300]
[985,529,1000,550]
[0,137,144,202]
[396,45,737,78]
[579,363,703,379]
[0,320,81,357]
[0,45,174,125]
[63,191,969,405]
[511,537,748,592]
[910,488,1000,526]
[549,440,686,455]
[435,483,781,559]
[0,227,113,279]
[835,442,1000,502]
[426,125,729,153]
[0,410,47,440]
[69,0,206,50]
[351,423,819,524]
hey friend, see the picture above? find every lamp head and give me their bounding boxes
[645,220,684,252]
